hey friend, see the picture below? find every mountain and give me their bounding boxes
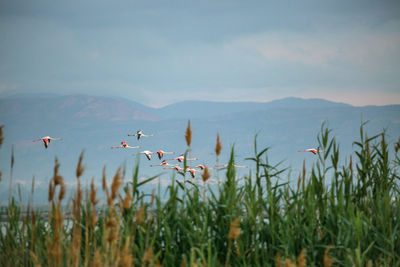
[0,94,160,123]
[0,94,399,204]
[156,97,351,119]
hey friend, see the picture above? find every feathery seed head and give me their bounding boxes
[90,178,98,206]
[136,205,145,224]
[48,179,55,202]
[142,247,154,265]
[228,218,241,240]
[395,137,400,153]
[215,133,222,156]
[121,188,132,210]
[111,167,123,200]
[323,246,335,267]
[58,182,66,202]
[297,249,306,267]
[185,120,192,147]
[76,151,85,179]
[202,166,211,183]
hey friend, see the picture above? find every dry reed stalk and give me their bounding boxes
[111,167,123,200]
[275,252,281,267]
[297,172,301,191]
[323,246,334,267]
[185,120,192,147]
[121,188,132,210]
[58,182,66,202]
[142,247,154,266]
[135,205,145,224]
[215,133,222,156]
[119,237,133,267]
[30,250,41,267]
[297,249,306,267]
[284,258,296,267]
[48,179,55,202]
[72,225,82,267]
[229,218,241,240]
[90,178,98,206]
[76,150,85,179]
[49,205,63,265]
[395,137,400,153]
[202,166,210,183]
[93,249,102,267]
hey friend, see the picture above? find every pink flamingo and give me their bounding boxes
[166,154,198,163]
[298,147,324,155]
[33,136,62,149]
[150,160,178,167]
[128,130,153,140]
[156,150,175,160]
[164,165,185,175]
[139,150,156,160]
[185,167,197,178]
[111,141,140,149]
[215,163,248,168]
[189,164,217,170]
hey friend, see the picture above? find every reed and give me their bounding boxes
[0,122,399,266]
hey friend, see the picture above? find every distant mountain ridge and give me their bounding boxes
[0,94,353,122]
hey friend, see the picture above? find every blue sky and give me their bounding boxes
[0,0,400,107]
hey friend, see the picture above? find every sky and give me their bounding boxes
[0,0,400,107]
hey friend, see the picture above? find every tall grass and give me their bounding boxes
[0,123,399,266]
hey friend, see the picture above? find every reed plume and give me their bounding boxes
[185,120,192,147]
[297,249,306,267]
[323,246,334,267]
[76,150,85,179]
[228,218,241,240]
[215,133,222,156]
[202,166,210,183]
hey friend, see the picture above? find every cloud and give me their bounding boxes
[230,30,400,69]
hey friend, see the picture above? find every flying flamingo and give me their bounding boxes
[33,136,62,149]
[139,150,156,160]
[150,160,178,167]
[164,165,185,175]
[185,167,197,178]
[215,163,248,168]
[128,130,153,140]
[166,154,198,163]
[298,148,324,155]
[156,150,175,160]
[111,141,140,149]
[189,164,217,170]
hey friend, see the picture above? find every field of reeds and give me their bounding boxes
[0,123,399,266]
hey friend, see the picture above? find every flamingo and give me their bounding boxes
[111,141,140,149]
[164,165,185,175]
[189,164,217,170]
[33,136,62,149]
[150,160,178,167]
[128,130,153,140]
[185,167,197,178]
[215,163,248,168]
[139,150,156,160]
[166,154,198,163]
[298,148,324,155]
[156,150,175,160]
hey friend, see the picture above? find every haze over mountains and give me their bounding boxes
[1,94,399,204]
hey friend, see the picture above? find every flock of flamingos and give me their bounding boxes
[33,130,324,179]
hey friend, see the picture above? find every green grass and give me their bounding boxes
[0,123,399,266]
